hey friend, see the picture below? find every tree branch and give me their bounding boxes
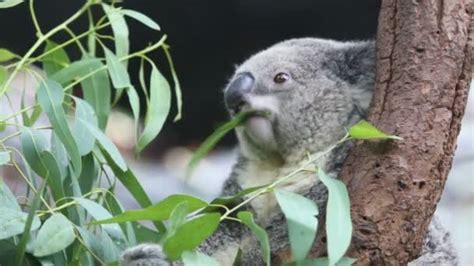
[339,0,472,264]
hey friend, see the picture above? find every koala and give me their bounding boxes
[121,38,458,266]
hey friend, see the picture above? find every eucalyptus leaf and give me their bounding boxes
[318,168,352,266]
[0,207,41,240]
[33,213,75,257]
[93,194,207,225]
[348,120,402,140]
[0,178,20,210]
[165,201,189,240]
[79,57,111,129]
[187,111,256,175]
[136,62,170,152]
[104,192,137,245]
[20,128,64,201]
[51,58,102,85]
[103,45,131,89]
[76,114,127,171]
[0,65,8,87]
[75,198,127,243]
[275,189,318,261]
[102,3,129,102]
[122,9,160,30]
[127,86,140,143]
[73,98,98,155]
[0,151,10,166]
[182,251,219,266]
[163,45,183,121]
[50,133,68,179]
[77,227,121,263]
[102,3,129,63]
[0,48,17,60]
[36,79,82,176]
[42,40,71,75]
[78,153,99,195]
[163,213,221,261]
[237,211,270,266]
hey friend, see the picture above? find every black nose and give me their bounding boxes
[224,72,254,112]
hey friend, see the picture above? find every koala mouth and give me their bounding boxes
[233,106,277,151]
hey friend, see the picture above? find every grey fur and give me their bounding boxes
[121,38,458,266]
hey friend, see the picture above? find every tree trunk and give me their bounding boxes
[339,0,472,265]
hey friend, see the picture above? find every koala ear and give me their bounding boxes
[328,41,376,116]
[339,40,376,84]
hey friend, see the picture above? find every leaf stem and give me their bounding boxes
[29,0,43,37]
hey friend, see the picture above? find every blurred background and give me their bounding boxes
[0,0,472,264]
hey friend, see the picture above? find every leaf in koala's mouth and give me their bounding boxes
[186,110,266,177]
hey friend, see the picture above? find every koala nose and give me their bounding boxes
[225,72,254,112]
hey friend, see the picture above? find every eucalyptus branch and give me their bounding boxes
[220,133,350,221]
[0,0,93,97]
[63,34,168,92]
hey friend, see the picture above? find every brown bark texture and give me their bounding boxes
[340,0,473,265]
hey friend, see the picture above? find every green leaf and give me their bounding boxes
[275,189,318,261]
[127,86,140,143]
[163,45,183,122]
[102,3,129,103]
[136,62,171,152]
[20,128,64,201]
[73,98,98,155]
[0,151,10,166]
[122,9,160,30]
[182,251,219,266]
[237,211,270,266]
[51,58,102,85]
[187,111,256,175]
[131,222,162,243]
[77,227,121,263]
[0,0,23,8]
[0,178,20,210]
[163,213,221,260]
[102,4,129,62]
[33,213,75,257]
[165,201,189,240]
[103,45,131,89]
[318,168,352,266]
[76,115,127,171]
[36,79,82,176]
[0,65,8,88]
[0,48,17,60]
[50,133,68,179]
[78,153,99,194]
[0,207,41,240]
[14,178,47,265]
[348,120,402,140]
[75,198,126,243]
[103,192,137,245]
[93,194,207,225]
[79,56,111,129]
[42,40,71,75]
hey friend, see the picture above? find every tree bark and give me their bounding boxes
[340,0,472,265]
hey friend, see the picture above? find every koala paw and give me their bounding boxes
[120,244,171,266]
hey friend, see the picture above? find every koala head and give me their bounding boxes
[224,38,376,164]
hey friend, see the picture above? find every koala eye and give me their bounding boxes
[273,72,290,84]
